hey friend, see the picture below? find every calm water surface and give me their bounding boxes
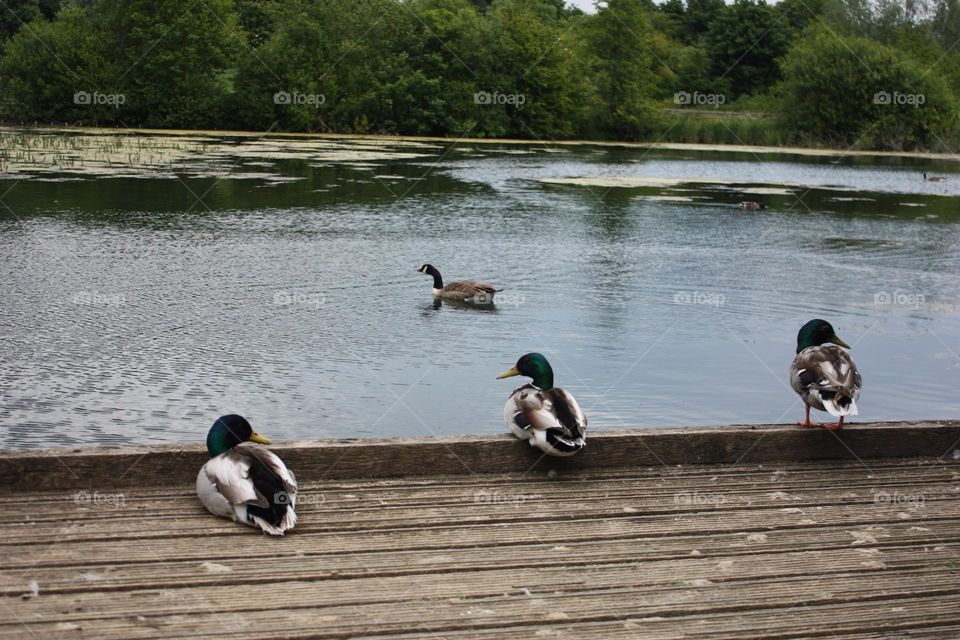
[1,132,958,449]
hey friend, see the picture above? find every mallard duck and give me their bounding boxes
[740,201,766,211]
[196,414,298,535]
[923,172,946,182]
[497,352,586,456]
[418,264,500,304]
[789,320,862,430]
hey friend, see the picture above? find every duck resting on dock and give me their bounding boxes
[740,201,766,211]
[497,352,587,456]
[789,320,862,430]
[419,263,500,304]
[922,172,946,182]
[196,414,298,535]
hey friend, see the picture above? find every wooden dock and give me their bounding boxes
[2,421,959,639]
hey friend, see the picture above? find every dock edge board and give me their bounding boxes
[1,420,959,492]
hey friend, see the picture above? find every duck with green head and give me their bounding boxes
[497,353,587,456]
[790,320,862,430]
[196,414,298,535]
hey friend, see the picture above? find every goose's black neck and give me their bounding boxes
[427,266,443,289]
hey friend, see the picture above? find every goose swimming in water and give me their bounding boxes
[419,263,500,304]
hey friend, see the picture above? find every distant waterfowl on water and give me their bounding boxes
[196,415,298,535]
[497,352,586,456]
[923,172,946,182]
[419,263,500,304]
[740,201,766,211]
[789,320,862,430]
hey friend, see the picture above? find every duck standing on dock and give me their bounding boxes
[497,352,587,456]
[789,320,862,430]
[419,263,500,304]
[196,414,298,535]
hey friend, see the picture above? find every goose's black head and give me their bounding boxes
[796,319,850,353]
[418,264,442,288]
[206,414,271,457]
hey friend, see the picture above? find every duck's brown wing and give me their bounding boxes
[545,388,587,439]
[791,346,861,414]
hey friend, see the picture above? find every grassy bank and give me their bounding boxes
[653,109,789,147]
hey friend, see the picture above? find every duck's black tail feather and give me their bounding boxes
[246,457,290,528]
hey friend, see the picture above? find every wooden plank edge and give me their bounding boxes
[1,420,958,492]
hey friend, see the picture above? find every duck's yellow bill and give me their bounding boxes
[249,432,272,444]
[497,365,520,379]
[831,334,851,349]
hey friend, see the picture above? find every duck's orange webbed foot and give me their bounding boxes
[821,416,846,431]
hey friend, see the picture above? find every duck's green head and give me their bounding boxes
[497,352,554,390]
[206,414,271,457]
[796,319,850,353]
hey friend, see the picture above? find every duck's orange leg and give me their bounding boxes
[798,404,819,428]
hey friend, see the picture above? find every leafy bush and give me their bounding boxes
[779,24,958,150]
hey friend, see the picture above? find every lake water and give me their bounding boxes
[1,130,958,450]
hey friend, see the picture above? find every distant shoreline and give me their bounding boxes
[4,125,960,163]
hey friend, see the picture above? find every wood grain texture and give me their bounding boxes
[1,420,958,492]
[2,457,959,639]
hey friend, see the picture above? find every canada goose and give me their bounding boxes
[418,264,500,304]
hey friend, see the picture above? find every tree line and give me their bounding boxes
[1,0,958,150]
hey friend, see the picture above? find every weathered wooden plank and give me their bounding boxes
[15,558,955,620]
[1,477,953,545]
[339,614,960,640]
[3,518,958,595]
[2,493,956,568]
[3,460,956,524]
[1,537,954,596]
[2,421,958,491]
[4,571,959,639]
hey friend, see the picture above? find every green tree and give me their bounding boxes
[483,0,588,139]
[0,0,42,43]
[778,0,826,35]
[683,0,724,44]
[705,0,791,98]
[779,24,958,150]
[932,0,960,47]
[234,0,417,134]
[91,0,243,128]
[235,0,282,48]
[233,2,344,133]
[0,6,104,122]
[391,0,491,135]
[586,0,661,140]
